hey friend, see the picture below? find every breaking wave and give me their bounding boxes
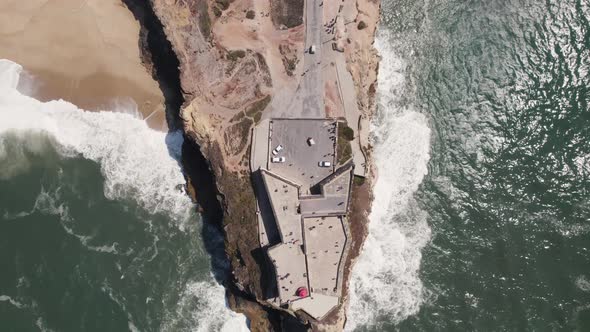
[346,29,432,330]
[0,59,190,224]
[0,59,245,331]
[162,281,248,332]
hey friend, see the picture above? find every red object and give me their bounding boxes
[296,287,309,297]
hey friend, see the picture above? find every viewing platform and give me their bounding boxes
[251,118,353,320]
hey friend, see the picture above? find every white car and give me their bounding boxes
[272,156,286,163]
[307,137,315,146]
[272,144,284,155]
[318,161,331,167]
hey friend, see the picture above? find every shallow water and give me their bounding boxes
[348,0,590,330]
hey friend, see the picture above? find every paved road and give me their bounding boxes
[273,0,324,118]
[301,0,324,118]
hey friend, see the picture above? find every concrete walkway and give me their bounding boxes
[250,119,271,172]
[335,57,367,177]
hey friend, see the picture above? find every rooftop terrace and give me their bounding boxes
[268,119,336,191]
[252,118,354,321]
[304,216,347,296]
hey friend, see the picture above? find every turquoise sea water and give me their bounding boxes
[348,0,590,330]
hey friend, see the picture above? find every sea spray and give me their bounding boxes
[362,0,590,329]
[0,59,247,331]
[0,59,190,223]
[162,281,249,332]
[346,29,432,330]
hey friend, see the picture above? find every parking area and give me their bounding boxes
[268,119,336,191]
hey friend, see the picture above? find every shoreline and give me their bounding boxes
[0,0,382,329]
[0,0,167,131]
[1,0,382,328]
[143,0,381,329]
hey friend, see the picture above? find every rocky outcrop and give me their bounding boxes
[137,0,381,330]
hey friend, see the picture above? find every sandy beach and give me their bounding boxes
[0,0,167,130]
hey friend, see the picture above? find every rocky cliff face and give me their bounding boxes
[140,0,381,330]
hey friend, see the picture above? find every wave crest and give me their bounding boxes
[0,59,191,224]
[346,29,432,330]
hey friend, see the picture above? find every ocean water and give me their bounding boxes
[0,60,247,332]
[3,0,590,330]
[348,0,590,330]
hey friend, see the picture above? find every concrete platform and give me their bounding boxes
[318,4,367,177]
[268,243,308,303]
[268,119,336,191]
[300,166,352,216]
[251,119,354,320]
[303,216,346,296]
[291,293,340,320]
[261,170,302,244]
[251,119,271,172]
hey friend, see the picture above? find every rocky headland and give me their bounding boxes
[131,0,381,330]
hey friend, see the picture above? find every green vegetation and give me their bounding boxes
[337,122,354,164]
[198,1,211,39]
[216,0,230,10]
[253,111,262,124]
[246,10,255,19]
[213,0,234,17]
[216,170,262,295]
[283,57,297,76]
[353,175,366,186]
[245,95,271,123]
[229,111,246,123]
[337,139,352,164]
[224,117,253,155]
[339,123,355,141]
[271,0,304,28]
[254,53,272,87]
[230,96,269,125]
[227,50,247,61]
[357,21,367,30]
[286,58,297,71]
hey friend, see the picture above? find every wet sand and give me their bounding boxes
[0,0,167,131]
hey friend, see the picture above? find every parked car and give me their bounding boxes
[272,156,286,163]
[272,144,284,155]
[307,137,316,146]
[309,45,316,54]
[318,161,331,167]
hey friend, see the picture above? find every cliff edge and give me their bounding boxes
[142,0,381,330]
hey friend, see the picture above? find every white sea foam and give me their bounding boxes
[101,283,142,332]
[0,295,55,332]
[0,295,25,309]
[161,280,248,332]
[0,59,191,224]
[35,317,56,332]
[0,130,57,179]
[0,59,246,330]
[575,275,590,292]
[31,186,120,254]
[2,210,32,220]
[346,30,432,330]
